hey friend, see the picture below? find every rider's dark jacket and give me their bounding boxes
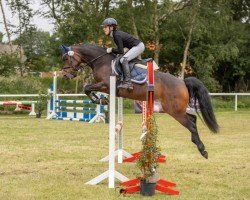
[111,30,141,54]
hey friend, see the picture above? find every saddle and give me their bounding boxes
[111,57,159,84]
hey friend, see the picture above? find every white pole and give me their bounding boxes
[85,75,129,188]
[108,75,116,188]
[117,97,123,163]
[99,96,132,163]
[46,71,57,119]
[29,103,36,116]
[47,88,51,116]
[53,71,57,114]
[57,94,87,97]
[235,94,238,111]
[0,94,39,97]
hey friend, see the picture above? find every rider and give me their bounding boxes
[101,17,145,90]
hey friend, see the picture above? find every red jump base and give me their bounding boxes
[121,178,179,195]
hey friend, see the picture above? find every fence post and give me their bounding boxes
[235,94,238,111]
[29,103,36,116]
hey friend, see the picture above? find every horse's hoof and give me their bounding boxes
[202,151,208,159]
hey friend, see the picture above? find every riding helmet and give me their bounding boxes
[101,18,118,26]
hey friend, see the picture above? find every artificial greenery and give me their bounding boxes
[137,115,161,181]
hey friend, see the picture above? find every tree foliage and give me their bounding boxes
[0,0,249,92]
[0,52,20,76]
[15,28,62,72]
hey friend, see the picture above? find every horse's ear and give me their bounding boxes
[60,45,70,53]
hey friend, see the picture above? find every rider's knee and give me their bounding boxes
[120,57,128,64]
[120,57,124,64]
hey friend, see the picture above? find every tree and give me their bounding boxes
[32,0,250,92]
[0,0,13,50]
[40,0,64,27]
[0,52,20,76]
[8,0,36,76]
[15,28,61,72]
[149,0,192,64]
[0,31,3,42]
[188,0,249,91]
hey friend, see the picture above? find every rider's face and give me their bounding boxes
[103,26,112,36]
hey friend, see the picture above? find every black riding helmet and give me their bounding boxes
[101,18,118,27]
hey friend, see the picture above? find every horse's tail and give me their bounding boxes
[184,77,219,133]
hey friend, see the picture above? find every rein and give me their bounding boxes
[87,52,108,66]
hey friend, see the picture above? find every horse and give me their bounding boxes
[60,43,219,159]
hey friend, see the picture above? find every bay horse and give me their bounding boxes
[61,44,219,159]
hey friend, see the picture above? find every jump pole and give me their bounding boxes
[117,97,132,163]
[117,97,124,163]
[85,75,129,188]
[120,60,179,195]
[99,96,132,163]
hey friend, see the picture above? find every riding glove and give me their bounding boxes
[106,48,112,53]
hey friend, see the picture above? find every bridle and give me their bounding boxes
[62,49,108,71]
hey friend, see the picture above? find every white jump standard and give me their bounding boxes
[99,97,132,164]
[46,71,106,123]
[85,75,129,188]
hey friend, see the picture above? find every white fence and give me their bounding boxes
[0,93,249,112]
[0,94,40,97]
[210,93,250,111]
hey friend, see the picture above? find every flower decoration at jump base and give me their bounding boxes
[136,115,161,196]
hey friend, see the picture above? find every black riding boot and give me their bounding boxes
[118,58,133,90]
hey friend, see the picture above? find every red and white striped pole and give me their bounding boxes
[141,60,154,137]
[147,60,154,118]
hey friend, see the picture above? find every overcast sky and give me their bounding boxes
[0,0,54,41]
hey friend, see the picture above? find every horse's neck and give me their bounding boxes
[92,56,113,79]
[79,46,99,63]
[77,45,114,78]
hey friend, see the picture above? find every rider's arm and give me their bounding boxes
[112,34,124,54]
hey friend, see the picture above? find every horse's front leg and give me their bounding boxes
[84,82,109,104]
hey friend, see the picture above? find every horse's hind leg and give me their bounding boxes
[187,113,208,159]
[173,113,208,159]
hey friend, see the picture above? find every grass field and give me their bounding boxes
[0,111,249,200]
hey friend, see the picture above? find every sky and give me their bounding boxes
[0,0,55,42]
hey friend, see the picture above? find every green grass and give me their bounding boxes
[0,111,249,200]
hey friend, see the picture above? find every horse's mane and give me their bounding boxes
[73,43,107,54]
[71,43,115,64]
